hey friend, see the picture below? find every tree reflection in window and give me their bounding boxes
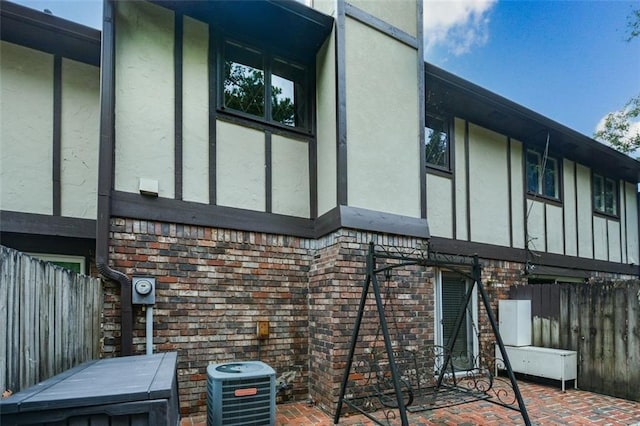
[223,41,307,129]
[425,115,449,169]
[593,174,617,215]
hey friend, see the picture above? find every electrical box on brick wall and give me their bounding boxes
[132,276,156,305]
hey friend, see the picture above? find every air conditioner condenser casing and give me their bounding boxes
[207,361,276,426]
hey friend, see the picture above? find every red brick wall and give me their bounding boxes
[100,217,539,416]
[104,218,312,416]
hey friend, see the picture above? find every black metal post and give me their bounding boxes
[473,255,531,426]
[334,243,374,424]
[371,271,409,425]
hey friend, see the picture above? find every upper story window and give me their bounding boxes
[593,174,617,216]
[526,149,559,199]
[222,40,309,130]
[425,115,450,170]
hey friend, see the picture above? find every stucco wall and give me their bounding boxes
[272,136,311,218]
[563,159,578,256]
[345,17,420,217]
[453,118,467,240]
[0,41,53,215]
[216,120,265,211]
[576,164,594,258]
[625,182,639,264]
[61,58,99,219]
[426,173,452,238]
[182,16,210,204]
[510,140,525,249]
[348,0,418,37]
[114,0,175,198]
[316,31,337,216]
[468,124,510,246]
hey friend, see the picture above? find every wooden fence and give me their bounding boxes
[0,245,102,394]
[510,281,640,401]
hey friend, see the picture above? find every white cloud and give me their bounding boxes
[423,0,497,57]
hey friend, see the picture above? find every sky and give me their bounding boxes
[9,0,640,144]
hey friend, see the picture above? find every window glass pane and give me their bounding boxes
[425,117,449,168]
[272,58,307,128]
[223,42,264,118]
[605,178,617,215]
[441,272,473,370]
[593,175,604,212]
[52,261,82,274]
[526,151,540,194]
[543,158,558,198]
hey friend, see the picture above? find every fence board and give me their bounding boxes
[0,245,102,393]
[511,280,640,401]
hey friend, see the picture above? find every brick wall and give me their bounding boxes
[103,217,607,416]
[105,218,312,416]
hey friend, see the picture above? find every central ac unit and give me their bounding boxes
[207,361,276,426]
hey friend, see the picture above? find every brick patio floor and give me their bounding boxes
[181,380,640,425]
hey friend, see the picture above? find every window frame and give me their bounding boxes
[27,253,86,274]
[592,173,619,218]
[218,37,312,134]
[425,114,451,173]
[525,148,562,202]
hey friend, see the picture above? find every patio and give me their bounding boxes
[181,379,640,425]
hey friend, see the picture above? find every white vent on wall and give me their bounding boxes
[207,361,276,426]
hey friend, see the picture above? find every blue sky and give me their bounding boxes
[10,0,640,141]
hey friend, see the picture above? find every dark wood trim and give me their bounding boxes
[52,54,62,216]
[0,232,95,258]
[174,13,183,200]
[315,206,342,238]
[464,120,471,241]
[450,118,457,239]
[429,236,639,276]
[0,210,95,239]
[426,167,452,179]
[606,215,610,261]
[340,205,429,239]
[418,0,426,220]
[623,182,628,263]
[574,161,579,256]
[214,113,312,143]
[309,127,318,219]
[561,159,566,255]
[524,192,563,207]
[522,140,529,252]
[591,171,596,258]
[265,131,272,213]
[543,203,548,252]
[336,0,348,206]
[343,2,418,49]
[111,190,315,238]
[208,25,217,205]
[507,137,513,247]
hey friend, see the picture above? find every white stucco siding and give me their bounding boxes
[608,219,621,263]
[510,140,525,249]
[182,16,209,204]
[625,182,639,264]
[426,174,453,238]
[60,59,99,219]
[468,124,509,246]
[546,204,564,254]
[316,31,337,216]
[575,164,593,258]
[563,159,577,256]
[348,0,418,37]
[0,41,53,214]
[454,118,467,241]
[216,121,265,211]
[526,200,545,253]
[345,18,420,217]
[593,216,608,260]
[272,136,310,218]
[114,1,175,198]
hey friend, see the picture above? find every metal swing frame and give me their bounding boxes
[333,242,531,426]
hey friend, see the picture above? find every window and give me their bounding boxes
[593,174,617,216]
[425,115,449,169]
[28,253,86,274]
[222,40,309,130]
[435,271,477,371]
[526,149,559,199]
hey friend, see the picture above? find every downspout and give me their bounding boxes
[96,0,133,356]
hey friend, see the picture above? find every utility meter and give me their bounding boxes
[132,276,156,305]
